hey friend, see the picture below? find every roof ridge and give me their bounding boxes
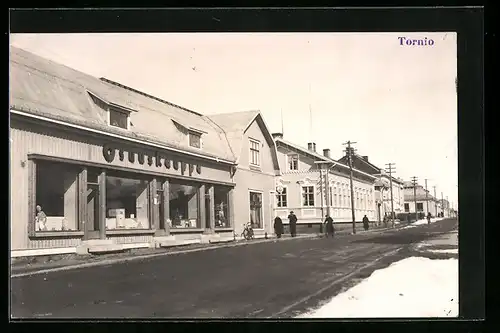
[99,77,204,117]
[204,115,237,161]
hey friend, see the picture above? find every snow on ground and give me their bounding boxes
[297,257,458,318]
[413,217,445,226]
[427,249,458,254]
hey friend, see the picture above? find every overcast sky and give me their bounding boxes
[10,32,458,207]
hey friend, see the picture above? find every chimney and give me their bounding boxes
[272,132,283,140]
[307,142,317,153]
[362,156,369,162]
[323,148,331,158]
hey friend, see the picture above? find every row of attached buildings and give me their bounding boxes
[9,47,453,258]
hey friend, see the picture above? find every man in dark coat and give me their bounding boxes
[324,214,335,238]
[363,215,370,231]
[288,211,298,237]
[274,216,284,238]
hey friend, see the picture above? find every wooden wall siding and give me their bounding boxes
[11,119,233,183]
[28,237,82,249]
[107,235,153,244]
[10,119,233,251]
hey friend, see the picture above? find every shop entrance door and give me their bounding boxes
[157,189,165,231]
[205,188,211,230]
[86,183,100,239]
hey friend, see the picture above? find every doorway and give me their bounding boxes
[205,186,211,229]
[157,189,165,230]
[86,183,100,239]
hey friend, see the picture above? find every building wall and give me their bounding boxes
[10,117,234,251]
[275,146,376,224]
[232,120,277,236]
[403,200,439,217]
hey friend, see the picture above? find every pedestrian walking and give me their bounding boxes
[363,215,370,231]
[274,215,284,239]
[324,214,335,238]
[288,211,298,237]
[427,212,432,225]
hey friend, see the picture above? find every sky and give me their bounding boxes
[10,32,458,207]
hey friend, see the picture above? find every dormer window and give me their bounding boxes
[189,131,202,149]
[109,107,130,130]
[87,90,136,131]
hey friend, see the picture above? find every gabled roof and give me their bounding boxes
[275,138,377,181]
[9,46,240,164]
[208,110,281,172]
[338,154,381,175]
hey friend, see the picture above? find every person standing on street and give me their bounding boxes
[427,212,432,225]
[288,211,298,237]
[324,214,335,238]
[274,215,284,239]
[363,215,370,231]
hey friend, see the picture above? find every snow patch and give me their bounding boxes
[413,217,445,226]
[297,257,458,318]
[427,249,458,254]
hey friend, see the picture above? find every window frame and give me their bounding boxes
[107,106,131,130]
[287,154,299,171]
[188,130,203,149]
[301,185,315,207]
[276,186,288,208]
[249,138,261,167]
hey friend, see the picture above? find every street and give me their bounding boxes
[11,218,458,319]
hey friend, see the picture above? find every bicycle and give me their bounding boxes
[241,222,254,240]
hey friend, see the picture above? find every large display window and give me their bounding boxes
[105,171,151,230]
[34,160,81,232]
[169,181,201,229]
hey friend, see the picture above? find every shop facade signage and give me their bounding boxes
[102,143,202,176]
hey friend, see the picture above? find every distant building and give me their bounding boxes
[337,153,404,222]
[273,133,377,227]
[403,182,439,217]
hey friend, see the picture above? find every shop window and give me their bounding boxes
[416,203,424,212]
[404,203,410,212]
[105,173,150,229]
[109,107,130,130]
[276,187,287,208]
[214,186,231,228]
[302,186,314,207]
[188,131,202,149]
[249,139,260,166]
[170,181,201,228]
[35,160,80,232]
[249,191,263,229]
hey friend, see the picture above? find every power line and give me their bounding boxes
[342,140,357,234]
[385,163,396,228]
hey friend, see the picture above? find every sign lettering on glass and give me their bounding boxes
[102,143,202,176]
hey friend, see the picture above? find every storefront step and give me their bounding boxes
[158,239,201,248]
[87,244,127,255]
[208,238,234,244]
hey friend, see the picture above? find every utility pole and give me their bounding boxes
[441,192,444,217]
[446,196,449,218]
[385,163,396,228]
[343,140,357,234]
[433,186,438,217]
[411,176,418,222]
[425,179,429,216]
